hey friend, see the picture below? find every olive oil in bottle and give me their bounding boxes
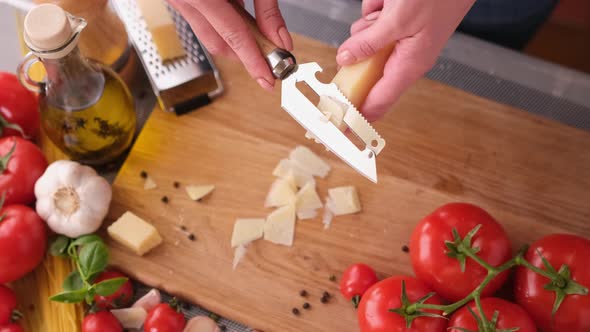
[18,4,136,165]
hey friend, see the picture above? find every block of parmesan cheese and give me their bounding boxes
[327,186,361,216]
[107,211,163,256]
[331,44,395,108]
[137,0,186,61]
[264,204,296,246]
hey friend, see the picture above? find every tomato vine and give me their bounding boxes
[390,225,589,331]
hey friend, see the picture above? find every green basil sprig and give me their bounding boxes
[48,234,128,305]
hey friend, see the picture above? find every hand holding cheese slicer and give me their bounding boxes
[230,2,390,183]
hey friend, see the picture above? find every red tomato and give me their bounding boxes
[93,270,134,309]
[82,311,122,332]
[0,72,39,139]
[144,303,186,332]
[448,298,537,332]
[0,137,47,205]
[0,205,47,283]
[357,275,447,332]
[0,285,17,325]
[514,234,590,332]
[0,323,23,332]
[410,203,512,301]
[340,263,379,307]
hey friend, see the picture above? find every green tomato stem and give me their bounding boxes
[514,255,554,279]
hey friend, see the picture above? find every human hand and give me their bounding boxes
[168,0,293,91]
[337,0,475,121]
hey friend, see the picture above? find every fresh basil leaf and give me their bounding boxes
[62,270,84,291]
[49,288,88,303]
[49,236,71,257]
[78,241,109,278]
[70,234,103,248]
[94,277,128,296]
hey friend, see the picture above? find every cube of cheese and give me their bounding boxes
[264,177,296,208]
[231,218,265,248]
[264,204,296,246]
[107,211,163,256]
[137,0,186,61]
[327,186,361,216]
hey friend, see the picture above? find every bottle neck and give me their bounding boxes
[41,47,105,111]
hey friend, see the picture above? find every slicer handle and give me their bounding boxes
[230,1,296,79]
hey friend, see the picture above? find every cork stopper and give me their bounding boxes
[23,3,87,59]
[24,4,72,50]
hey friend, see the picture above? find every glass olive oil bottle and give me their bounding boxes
[18,4,136,165]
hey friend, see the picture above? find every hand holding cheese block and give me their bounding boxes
[336,0,474,119]
[108,211,163,256]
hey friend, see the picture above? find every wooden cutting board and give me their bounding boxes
[104,35,590,332]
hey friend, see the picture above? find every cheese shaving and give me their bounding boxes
[233,244,248,270]
[143,176,157,190]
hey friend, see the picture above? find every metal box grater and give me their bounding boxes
[113,0,223,115]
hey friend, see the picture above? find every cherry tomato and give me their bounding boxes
[144,302,186,332]
[448,298,536,332]
[0,285,17,325]
[82,311,122,332]
[0,137,47,205]
[93,270,134,309]
[0,205,47,283]
[410,203,511,301]
[0,72,39,140]
[357,275,447,332]
[514,234,590,332]
[340,263,379,308]
[0,323,23,332]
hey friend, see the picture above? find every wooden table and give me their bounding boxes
[13,34,590,332]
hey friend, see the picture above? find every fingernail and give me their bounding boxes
[364,11,380,21]
[336,50,355,65]
[278,26,293,51]
[257,77,274,92]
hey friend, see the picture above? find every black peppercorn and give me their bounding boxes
[299,290,307,297]
[140,171,148,178]
[292,308,300,316]
[302,302,310,310]
[402,244,410,253]
[320,296,328,304]
[174,181,180,188]
[188,233,196,241]
[161,196,169,203]
[322,291,331,299]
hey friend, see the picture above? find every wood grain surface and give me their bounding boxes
[102,35,590,332]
